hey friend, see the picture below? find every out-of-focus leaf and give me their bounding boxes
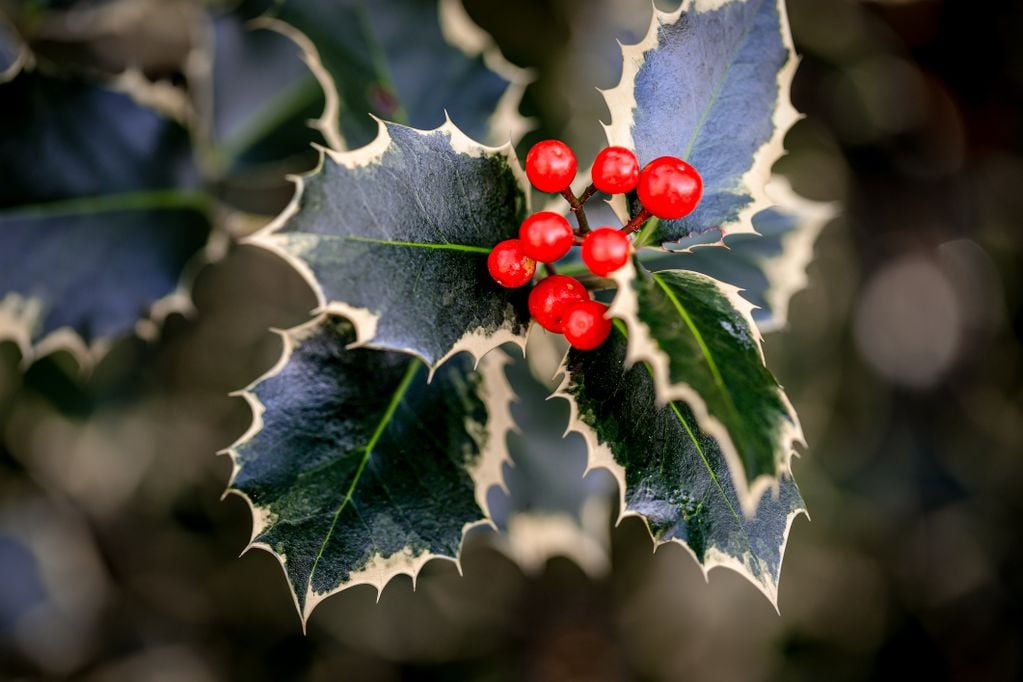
[0,14,27,83]
[0,72,210,352]
[640,180,836,332]
[250,119,530,369]
[555,323,804,604]
[265,0,527,150]
[0,203,209,344]
[0,72,199,208]
[486,343,615,576]
[604,0,799,246]
[202,3,323,178]
[609,262,802,514]
[228,315,513,625]
[0,483,109,673]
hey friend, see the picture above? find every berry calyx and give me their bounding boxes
[637,156,703,219]
[562,300,612,350]
[525,140,577,193]
[581,227,631,276]
[487,239,535,288]
[591,146,640,194]
[519,211,575,263]
[528,275,589,333]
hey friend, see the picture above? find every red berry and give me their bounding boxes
[525,140,577,193]
[528,275,589,333]
[519,212,574,263]
[488,239,535,288]
[562,301,612,350]
[591,146,640,194]
[637,156,703,219]
[581,227,631,276]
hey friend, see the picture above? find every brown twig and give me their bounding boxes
[560,183,599,235]
[621,208,652,235]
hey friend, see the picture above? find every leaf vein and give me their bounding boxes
[305,358,422,595]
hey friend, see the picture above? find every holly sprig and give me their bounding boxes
[228,0,812,624]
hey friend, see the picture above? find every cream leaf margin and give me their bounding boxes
[601,0,801,248]
[220,314,518,628]
[245,117,532,376]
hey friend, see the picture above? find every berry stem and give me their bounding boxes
[621,207,652,235]
[578,183,598,205]
[544,262,558,276]
[559,187,592,234]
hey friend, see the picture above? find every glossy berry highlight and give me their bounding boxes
[581,227,631,276]
[487,239,535,288]
[562,300,612,350]
[637,156,703,219]
[591,146,640,194]
[525,140,577,193]
[519,212,574,263]
[528,275,590,333]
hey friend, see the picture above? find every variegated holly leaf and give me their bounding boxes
[201,1,323,180]
[640,180,836,332]
[555,322,804,604]
[0,72,210,357]
[486,343,614,576]
[609,262,802,515]
[249,119,531,369]
[227,315,513,626]
[603,0,799,246]
[263,0,528,151]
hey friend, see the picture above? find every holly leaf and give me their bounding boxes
[0,72,199,208]
[200,2,324,180]
[609,262,802,515]
[486,343,615,576]
[226,315,513,626]
[0,72,210,359]
[603,0,799,246]
[249,119,531,369]
[263,0,529,151]
[554,323,805,604]
[640,179,836,332]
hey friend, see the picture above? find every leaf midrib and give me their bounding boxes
[338,235,490,253]
[219,73,323,167]
[0,190,210,219]
[306,358,422,593]
[681,0,768,161]
[610,321,751,548]
[650,272,756,475]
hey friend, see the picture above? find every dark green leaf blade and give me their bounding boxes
[203,4,324,178]
[603,0,799,246]
[0,72,199,208]
[265,0,527,150]
[250,119,531,368]
[610,262,802,514]
[0,201,209,344]
[227,315,513,625]
[0,72,210,354]
[555,324,804,603]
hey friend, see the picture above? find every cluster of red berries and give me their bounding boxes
[487,140,703,350]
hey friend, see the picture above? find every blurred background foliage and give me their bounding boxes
[1,0,1022,679]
